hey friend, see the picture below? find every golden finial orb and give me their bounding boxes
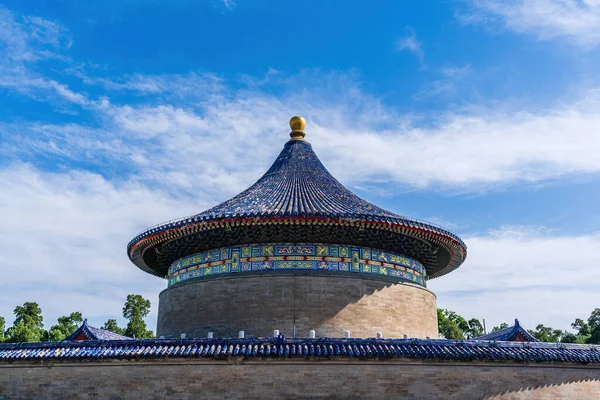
[289,116,306,140]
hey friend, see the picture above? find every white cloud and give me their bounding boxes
[0,73,92,106]
[396,27,424,63]
[222,0,236,10]
[463,0,600,48]
[3,78,600,195]
[73,71,223,96]
[0,164,201,329]
[1,164,597,335]
[0,7,87,108]
[1,3,600,337]
[0,6,70,62]
[319,89,600,188]
[429,226,600,331]
[413,65,473,101]
[2,8,597,193]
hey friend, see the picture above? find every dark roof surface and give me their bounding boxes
[65,320,132,341]
[128,134,466,279]
[1,337,598,364]
[475,319,539,342]
[195,139,402,219]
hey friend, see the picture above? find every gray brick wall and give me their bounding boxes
[1,360,599,399]
[157,274,438,338]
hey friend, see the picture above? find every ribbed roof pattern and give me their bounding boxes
[65,320,132,341]
[195,140,401,220]
[128,137,467,278]
[2,338,599,364]
[475,320,539,342]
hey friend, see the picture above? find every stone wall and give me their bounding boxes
[157,274,438,338]
[1,359,599,399]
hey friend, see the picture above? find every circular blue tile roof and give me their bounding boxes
[195,139,401,220]
[128,123,466,279]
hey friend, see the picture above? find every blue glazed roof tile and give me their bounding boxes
[1,337,599,364]
[64,320,132,341]
[474,319,539,342]
[128,135,467,279]
[195,140,399,220]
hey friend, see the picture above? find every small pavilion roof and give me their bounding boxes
[128,117,467,279]
[64,320,132,341]
[474,319,539,342]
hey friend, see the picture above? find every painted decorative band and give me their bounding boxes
[168,243,426,287]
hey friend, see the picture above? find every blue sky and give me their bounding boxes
[1,0,599,335]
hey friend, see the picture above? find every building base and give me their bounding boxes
[157,274,437,338]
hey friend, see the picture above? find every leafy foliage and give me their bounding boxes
[527,324,565,343]
[587,308,600,344]
[466,318,485,338]
[438,310,486,339]
[1,294,155,343]
[438,309,465,339]
[0,316,5,343]
[6,302,45,343]
[491,323,509,332]
[438,308,600,344]
[561,332,580,344]
[123,294,154,339]
[44,312,83,341]
[0,300,596,344]
[489,308,600,344]
[571,318,590,336]
[563,308,600,344]
[102,319,125,335]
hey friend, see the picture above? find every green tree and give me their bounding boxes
[0,316,5,343]
[571,318,590,336]
[586,308,600,344]
[123,294,154,339]
[565,317,591,343]
[561,332,578,343]
[558,310,600,344]
[6,302,44,343]
[528,324,564,342]
[491,323,509,332]
[102,319,125,335]
[466,318,485,338]
[437,309,486,339]
[44,312,83,341]
[437,309,465,339]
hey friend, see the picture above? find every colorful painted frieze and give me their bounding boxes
[168,243,427,287]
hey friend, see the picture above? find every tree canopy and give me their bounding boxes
[437,309,486,339]
[102,319,125,336]
[0,300,596,344]
[0,294,155,343]
[561,308,600,344]
[527,324,565,343]
[5,302,45,343]
[491,323,509,332]
[123,294,154,339]
[438,308,600,344]
[44,312,83,341]
[0,316,5,343]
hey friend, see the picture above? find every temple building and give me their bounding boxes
[1,117,599,399]
[127,116,467,339]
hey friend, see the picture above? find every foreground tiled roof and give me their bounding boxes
[64,320,132,341]
[1,337,599,364]
[474,319,539,342]
[128,121,467,280]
